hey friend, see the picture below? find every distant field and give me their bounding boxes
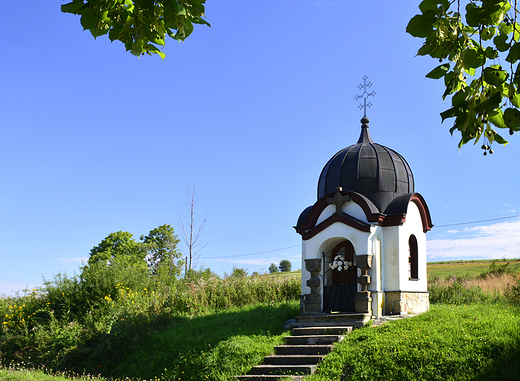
[269,260,520,281]
[427,258,520,280]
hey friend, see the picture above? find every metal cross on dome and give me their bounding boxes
[354,75,376,116]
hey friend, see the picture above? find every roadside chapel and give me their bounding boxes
[295,84,433,319]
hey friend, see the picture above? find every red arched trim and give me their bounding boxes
[378,193,433,232]
[410,194,433,233]
[301,213,371,240]
[295,190,381,236]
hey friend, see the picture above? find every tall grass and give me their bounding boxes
[428,259,520,304]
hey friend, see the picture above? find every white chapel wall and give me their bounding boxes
[397,202,428,292]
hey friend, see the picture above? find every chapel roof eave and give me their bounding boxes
[379,193,433,232]
[294,190,433,239]
[298,212,372,241]
[294,190,381,236]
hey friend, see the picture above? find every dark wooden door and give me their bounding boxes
[323,240,357,312]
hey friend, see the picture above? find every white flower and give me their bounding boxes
[339,256,345,261]
[338,266,342,271]
[348,261,353,266]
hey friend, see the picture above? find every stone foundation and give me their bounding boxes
[384,291,429,316]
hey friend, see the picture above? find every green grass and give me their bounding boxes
[96,301,299,380]
[0,368,109,381]
[307,303,520,381]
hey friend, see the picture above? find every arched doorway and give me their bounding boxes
[323,240,357,312]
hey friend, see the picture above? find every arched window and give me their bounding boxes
[409,235,419,280]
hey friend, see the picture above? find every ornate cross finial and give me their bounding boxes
[327,187,351,214]
[354,75,376,116]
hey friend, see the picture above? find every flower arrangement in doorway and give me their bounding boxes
[330,254,352,271]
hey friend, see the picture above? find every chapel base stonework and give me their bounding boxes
[302,258,322,315]
[384,291,430,315]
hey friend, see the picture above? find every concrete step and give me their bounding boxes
[292,326,353,336]
[236,375,304,381]
[264,354,325,365]
[284,334,344,345]
[294,313,370,328]
[275,344,334,355]
[248,364,316,375]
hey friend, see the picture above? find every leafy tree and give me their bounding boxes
[61,0,210,59]
[88,231,147,265]
[269,263,279,273]
[227,267,248,278]
[279,260,292,272]
[141,224,182,276]
[407,0,520,153]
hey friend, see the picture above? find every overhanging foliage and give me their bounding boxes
[407,0,520,153]
[61,0,210,59]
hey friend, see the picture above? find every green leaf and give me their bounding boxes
[417,43,435,56]
[489,109,507,129]
[465,3,481,27]
[442,71,464,100]
[148,44,166,59]
[474,92,502,113]
[440,105,465,121]
[481,26,496,41]
[508,90,520,108]
[426,63,450,79]
[499,21,514,35]
[483,66,508,86]
[504,107,520,129]
[485,2,508,24]
[506,42,520,63]
[90,26,109,38]
[406,14,435,38]
[191,17,210,26]
[61,1,84,14]
[187,0,206,16]
[463,48,486,68]
[452,90,468,106]
[80,8,99,31]
[484,46,499,59]
[419,0,438,13]
[494,33,510,52]
[494,133,508,144]
[464,66,476,76]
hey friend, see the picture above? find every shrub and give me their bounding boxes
[429,279,492,304]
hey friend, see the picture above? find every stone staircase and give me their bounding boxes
[236,313,369,381]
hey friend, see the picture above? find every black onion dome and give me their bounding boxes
[317,117,414,213]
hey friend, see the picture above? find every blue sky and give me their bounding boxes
[1,1,520,296]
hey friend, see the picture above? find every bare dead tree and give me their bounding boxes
[177,185,207,272]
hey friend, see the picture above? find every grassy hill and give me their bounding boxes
[1,259,519,381]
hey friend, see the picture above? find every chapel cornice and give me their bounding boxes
[294,190,433,239]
